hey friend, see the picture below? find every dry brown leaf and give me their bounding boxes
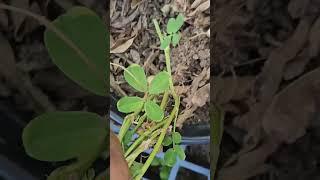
[213,76,255,104]
[111,7,139,28]
[192,83,209,107]
[110,0,116,17]
[0,32,17,80]
[218,139,279,180]
[288,0,310,19]
[130,49,140,63]
[111,35,136,54]
[176,106,197,128]
[236,18,312,132]
[283,47,310,80]
[55,0,75,9]
[131,0,143,9]
[188,0,209,17]
[309,16,320,58]
[263,67,320,143]
[10,0,29,38]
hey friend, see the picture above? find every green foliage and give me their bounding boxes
[171,33,181,47]
[144,100,164,122]
[44,6,108,96]
[22,111,106,162]
[174,145,186,160]
[162,135,172,146]
[164,148,177,167]
[149,72,170,94]
[130,162,144,178]
[117,96,144,113]
[166,14,184,34]
[160,35,172,50]
[172,132,182,144]
[160,166,171,180]
[124,64,148,92]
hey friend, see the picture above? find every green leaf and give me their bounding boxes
[151,157,161,166]
[174,145,186,160]
[22,111,107,162]
[144,100,164,122]
[160,35,172,50]
[166,14,184,34]
[172,132,182,144]
[123,130,135,146]
[124,64,148,92]
[162,135,172,146]
[117,96,144,113]
[171,32,181,47]
[160,166,171,180]
[164,148,177,167]
[130,162,143,178]
[149,72,170,94]
[44,7,108,96]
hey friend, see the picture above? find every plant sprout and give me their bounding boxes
[112,14,185,179]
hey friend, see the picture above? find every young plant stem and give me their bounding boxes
[126,130,161,167]
[211,105,224,180]
[133,113,147,132]
[125,120,167,157]
[134,96,179,180]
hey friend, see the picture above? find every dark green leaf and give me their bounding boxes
[149,71,170,94]
[44,7,108,96]
[117,96,144,113]
[172,132,182,144]
[151,157,161,166]
[124,64,148,92]
[22,111,107,162]
[123,130,135,146]
[174,145,186,160]
[160,166,171,180]
[130,162,143,178]
[164,148,177,167]
[160,35,171,50]
[162,135,172,146]
[144,100,164,122]
[171,32,181,47]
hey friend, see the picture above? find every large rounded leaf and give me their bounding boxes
[44,7,108,96]
[22,111,107,162]
[144,100,164,122]
[117,96,144,113]
[124,64,148,92]
[149,71,170,94]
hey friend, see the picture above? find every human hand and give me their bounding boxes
[110,131,130,180]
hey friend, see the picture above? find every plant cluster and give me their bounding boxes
[114,14,185,179]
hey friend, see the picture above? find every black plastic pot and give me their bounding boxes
[110,94,210,145]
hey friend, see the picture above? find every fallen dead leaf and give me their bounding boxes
[288,0,310,19]
[192,83,209,107]
[309,16,320,58]
[188,0,209,17]
[283,47,310,80]
[111,35,136,54]
[10,0,29,38]
[0,32,17,80]
[263,67,320,143]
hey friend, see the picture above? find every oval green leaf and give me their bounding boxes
[160,166,171,180]
[22,111,107,162]
[124,64,148,92]
[149,71,170,94]
[172,132,182,144]
[44,7,108,96]
[164,148,177,167]
[160,35,172,50]
[171,32,181,47]
[162,135,172,146]
[117,96,144,113]
[174,145,186,160]
[144,100,164,122]
[166,14,184,34]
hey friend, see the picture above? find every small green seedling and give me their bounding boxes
[0,4,108,180]
[113,14,185,179]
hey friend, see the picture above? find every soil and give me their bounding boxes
[0,0,108,179]
[214,0,320,180]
